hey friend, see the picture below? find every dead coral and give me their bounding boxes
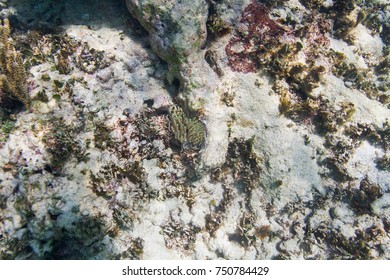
[93,109,170,162]
[225,137,262,193]
[0,19,30,109]
[56,50,72,75]
[345,122,390,151]
[316,101,356,133]
[76,42,109,74]
[17,31,78,73]
[20,30,109,76]
[332,1,360,39]
[299,0,327,10]
[360,2,389,44]
[94,122,114,150]
[325,134,356,165]
[137,109,169,142]
[114,237,144,260]
[88,161,156,229]
[375,155,390,171]
[329,50,389,104]
[161,215,199,252]
[205,185,234,237]
[326,228,381,259]
[42,117,78,172]
[229,211,257,248]
[163,182,197,209]
[50,34,78,74]
[275,80,322,124]
[298,14,331,59]
[207,11,231,38]
[349,177,383,215]
[205,50,224,77]
[90,162,147,199]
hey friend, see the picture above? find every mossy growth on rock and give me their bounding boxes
[349,177,383,215]
[161,216,200,252]
[0,109,16,143]
[76,42,109,74]
[376,155,390,171]
[208,138,266,248]
[329,49,389,104]
[225,137,262,193]
[94,122,114,150]
[113,237,144,260]
[312,218,387,259]
[206,0,232,40]
[229,211,259,248]
[168,105,206,150]
[42,117,78,172]
[299,0,327,10]
[90,162,147,199]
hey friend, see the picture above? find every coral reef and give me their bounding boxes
[0,0,389,261]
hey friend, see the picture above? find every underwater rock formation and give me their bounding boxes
[125,0,209,86]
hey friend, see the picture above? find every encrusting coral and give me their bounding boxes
[0,18,30,109]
